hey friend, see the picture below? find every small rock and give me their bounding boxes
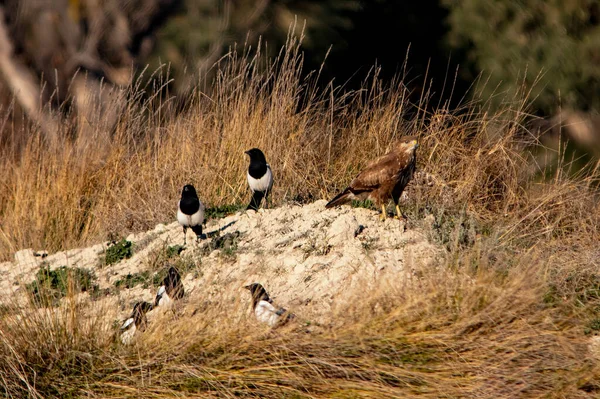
[154,223,167,233]
[14,249,37,267]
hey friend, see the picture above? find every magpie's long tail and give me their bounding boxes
[325,188,351,209]
[190,224,203,240]
[247,190,265,211]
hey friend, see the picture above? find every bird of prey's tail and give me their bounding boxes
[325,188,352,209]
[247,190,266,211]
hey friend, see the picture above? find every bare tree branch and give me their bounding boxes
[0,0,179,141]
[0,7,60,142]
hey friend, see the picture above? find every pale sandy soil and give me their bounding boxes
[1,200,442,332]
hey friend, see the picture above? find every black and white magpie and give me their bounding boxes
[177,184,205,245]
[120,301,153,344]
[243,283,294,327]
[245,148,273,211]
[155,266,185,308]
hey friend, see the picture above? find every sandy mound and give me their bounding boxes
[1,200,442,326]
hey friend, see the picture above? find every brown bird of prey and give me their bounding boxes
[325,136,418,220]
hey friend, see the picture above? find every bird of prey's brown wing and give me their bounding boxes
[325,136,418,220]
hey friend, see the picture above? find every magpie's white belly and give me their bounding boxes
[177,201,205,227]
[120,321,136,345]
[157,289,174,308]
[247,167,273,193]
[254,300,280,327]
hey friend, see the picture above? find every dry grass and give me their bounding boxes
[1,252,598,398]
[1,34,600,397]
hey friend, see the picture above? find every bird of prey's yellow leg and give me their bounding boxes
[380,204,387,221]
[395,205,405,220]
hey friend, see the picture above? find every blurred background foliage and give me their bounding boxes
[147,0,361,96]
[443,0,600,114]
[150,0,453,103]
[0,0,599,162]
[150,0,600,114]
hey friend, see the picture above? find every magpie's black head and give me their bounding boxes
[132,301,154,315]
[166,266,181,284]
[181,184,199,199]
[244,148,267,164]
[244,282,271,303]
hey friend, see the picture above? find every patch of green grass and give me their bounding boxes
[166,244,185,258]
[361,236,378,251]
[221,247,237,258]
[564,273,600,308]
[176,256,200,276]
[104,239,133,265]
[205,204,244,220]
[208,231,238,257]
[114,271,152,289]
[301,236,332,259]
[351,199,375,210]
[576,284,600,306]
[147,242,188,272]
[116,255,197,290]
[543,285,559,306]
[152,272,165,287]
[26,264,98,307]
[429,208,479,251]
[219,233,240,259]
[0,304,13,317]
[585,319,600,335]
[202,231,241,259]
